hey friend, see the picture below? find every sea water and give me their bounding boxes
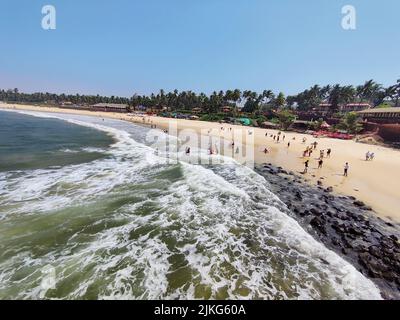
[0,109,382,300]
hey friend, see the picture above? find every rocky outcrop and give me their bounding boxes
[255,163,400,300]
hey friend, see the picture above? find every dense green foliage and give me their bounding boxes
[275,109,296,130]
[337,112,364,134]
[1,79,399,115]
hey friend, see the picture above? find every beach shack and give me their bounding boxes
[357,107,400,124]
[261,121,280,129]
[222,106,233,113]
[91,103,129,113]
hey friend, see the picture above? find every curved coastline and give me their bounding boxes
[0,107,387,299]
[1,103,399,222]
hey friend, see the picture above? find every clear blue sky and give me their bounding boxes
[0,0,399,97]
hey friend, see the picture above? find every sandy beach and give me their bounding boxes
[1,102,399,222]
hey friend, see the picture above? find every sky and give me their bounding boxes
[0,0,399,97]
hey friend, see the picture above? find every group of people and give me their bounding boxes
[302,144,333,174]
[265,131,286,144]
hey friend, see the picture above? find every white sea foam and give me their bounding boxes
[0,110,382,300]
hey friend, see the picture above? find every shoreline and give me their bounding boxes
[255,163,400,300]
[1,103,400,222]
[1,103,399,299]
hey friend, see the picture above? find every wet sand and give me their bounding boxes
[1,103,399,221]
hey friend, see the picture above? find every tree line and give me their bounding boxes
[1,79,399,113]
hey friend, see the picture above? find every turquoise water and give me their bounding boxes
[0,110,382,300]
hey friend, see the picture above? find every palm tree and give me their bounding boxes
[328,85,356,112]
[274,92,286,109]
[386,79,400,107]
[357,80,384,106]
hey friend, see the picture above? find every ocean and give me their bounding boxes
[0,109,382,299]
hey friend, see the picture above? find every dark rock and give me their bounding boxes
[254,163,400,299]
[354,200,365,207]
[368,245,381,258]
[310,217,326,235]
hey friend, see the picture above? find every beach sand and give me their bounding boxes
[1,102,399,222]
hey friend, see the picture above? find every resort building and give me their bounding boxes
[91,103,129,113]
[358,107,400,124]
[313,103,372,114]
[340,103,372,112]
[192,107,202,114]
[222,106,233,113]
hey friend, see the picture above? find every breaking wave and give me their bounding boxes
[0,110,382,300]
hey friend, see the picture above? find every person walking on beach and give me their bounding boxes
[327,148,331,158]
[365,151,371,161]
[370,152,375,161]
[303,160,309,173]
[313,141,318,150]
[263,147,269,154]
[344,162,349,177]
[318,159,323,169]
[287,142,290,148]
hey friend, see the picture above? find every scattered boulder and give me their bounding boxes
[354,200,366,207]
